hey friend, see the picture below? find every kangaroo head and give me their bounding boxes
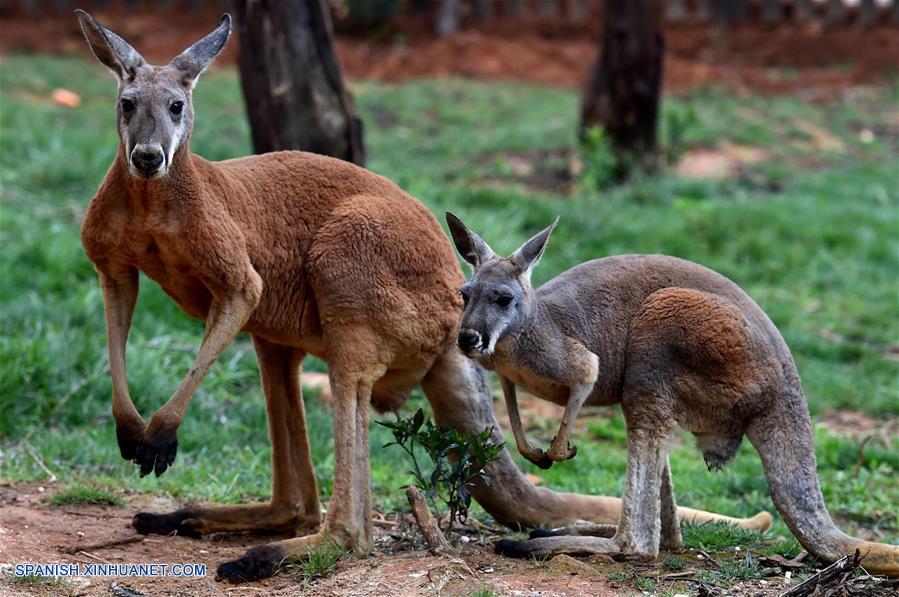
[76,10,231,180]
[446,212,557,357]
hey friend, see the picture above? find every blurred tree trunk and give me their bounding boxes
[436,0,461,36]
[233,0,365,165]
[580,0,664,173]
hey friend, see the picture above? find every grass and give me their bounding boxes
[0,53,896,581]
[608,567,658,592]
[48,483,124,507]
[281,540,348,588]
[2,572,75,595]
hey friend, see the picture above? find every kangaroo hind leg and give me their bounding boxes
[613,421,676,559]
[659,456,682,551]
[216,329,386,583]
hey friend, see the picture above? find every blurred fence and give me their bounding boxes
[2,0,897,29]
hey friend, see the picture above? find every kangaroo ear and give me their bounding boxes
[76,9,146,82]
[169,14,232,88]
[510,217,558,278]
[445,212,496,271]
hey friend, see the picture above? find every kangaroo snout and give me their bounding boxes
[458,328,485,353]
[130,144,165,178]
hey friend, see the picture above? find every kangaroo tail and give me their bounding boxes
[747,387,899,577]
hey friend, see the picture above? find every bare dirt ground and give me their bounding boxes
[0,482,626,597]
[1,9,897,95]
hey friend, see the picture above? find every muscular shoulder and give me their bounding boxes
[81,175,132,266]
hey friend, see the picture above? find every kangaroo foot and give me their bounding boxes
[133,502,316,537]
[496,535,619,559]
[134,425,178,477]
[216,544,288,583]
[132,509,201,537]
[529,523,618,539]
[216,531,347,583]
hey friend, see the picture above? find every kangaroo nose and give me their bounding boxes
[458,329,481,352]
[131,145,164,176]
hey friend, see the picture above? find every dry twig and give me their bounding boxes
[60,534,144,555]
[406,485,450,554]
[780,550,860,597]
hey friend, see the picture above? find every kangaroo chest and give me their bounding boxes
[132,225,213,321]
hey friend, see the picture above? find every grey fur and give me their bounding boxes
[446,213,899,574]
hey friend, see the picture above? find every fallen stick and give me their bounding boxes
[373,519,399,528]
[60,535,144,554]
[77,550,110,564]
[406,485,450,554]
[779,550,860,597]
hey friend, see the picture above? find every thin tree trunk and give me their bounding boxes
[436,0,461,36]
[233,0,365,165]
[580,0,664,173]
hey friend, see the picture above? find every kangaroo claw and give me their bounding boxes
[522,448,554,470]
[547,438,578,462]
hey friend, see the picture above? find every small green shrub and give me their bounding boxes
[379,408,504,534]
[661,103,699,165]
[578,126,619,189]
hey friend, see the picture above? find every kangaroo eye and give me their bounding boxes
[459,290,470,305]
[120,98,135,114]
[496,295,512,308]
[170,101,184,116]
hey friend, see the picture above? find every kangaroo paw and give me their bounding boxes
[115,419,145,462]
[216,544,287,583]
[134,427,178,477]
[521,448,554,470]
[547,439,577,462]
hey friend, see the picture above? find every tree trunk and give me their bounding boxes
[233,0,365,165]
[436,0,461,36]
[580,0,664,173]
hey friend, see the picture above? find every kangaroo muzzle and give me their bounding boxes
[130,144,165,178]
[458,328,488,354]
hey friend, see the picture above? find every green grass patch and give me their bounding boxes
[281,540,347,586]
[696,554,769,584]
[608,567,658,592]
[661,554,688,571]
[2,572,74,592]
[48,484,124,507]
[683,522,770,552]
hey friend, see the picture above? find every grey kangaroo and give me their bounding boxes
[445,212,899,575]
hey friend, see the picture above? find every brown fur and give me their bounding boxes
[77,12,773,583]
[446,217,899,576]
